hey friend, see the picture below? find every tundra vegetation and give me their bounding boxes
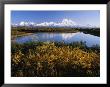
[11,27,100,77]
[12,26,100,37]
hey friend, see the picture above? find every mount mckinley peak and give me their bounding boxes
[12,19,97,28]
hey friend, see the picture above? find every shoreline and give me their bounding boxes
[11,33,33,40]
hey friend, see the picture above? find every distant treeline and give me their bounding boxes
[77,28,100,37]
[12,26,100,36]
[12,26,79,33]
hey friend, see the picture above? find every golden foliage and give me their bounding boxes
[11,42,100,77]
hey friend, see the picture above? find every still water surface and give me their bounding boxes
[13,32,100,47]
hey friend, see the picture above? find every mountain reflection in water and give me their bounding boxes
[13,32,100,47]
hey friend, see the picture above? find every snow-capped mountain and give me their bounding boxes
[12,19,98,28]
[18,19,76,27]
[19,22,35,26]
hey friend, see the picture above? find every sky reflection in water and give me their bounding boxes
[14,32,100,47]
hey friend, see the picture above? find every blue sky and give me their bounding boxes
[11,10,100,27]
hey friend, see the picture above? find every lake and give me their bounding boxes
[12,32,100,47]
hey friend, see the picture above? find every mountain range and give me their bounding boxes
[12,19,99,28]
